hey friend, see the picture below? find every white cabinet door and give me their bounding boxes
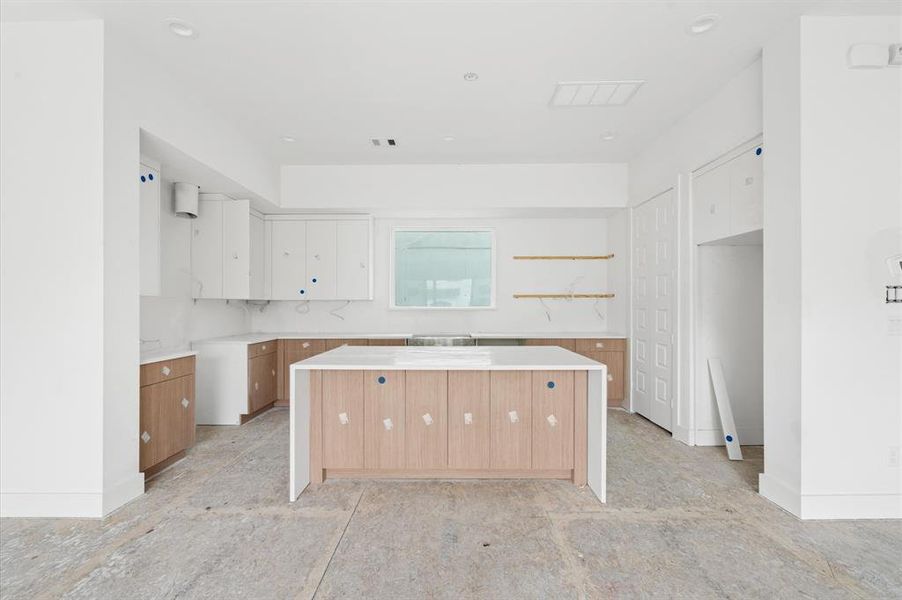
[336,220,371,299]
[729,147,763,235]
[191,199,223,298]
[693,165,731,245]
[305,220,337,299]
[139,164,161,296]
[271,220,307,300]
[222,200,250,299]
[249,212,265,300]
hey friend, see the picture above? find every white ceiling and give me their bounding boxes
[3,1,899,166]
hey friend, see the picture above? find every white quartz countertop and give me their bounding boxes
[192,331,626,344]
[140,349,197,365]
[289,345,607,371]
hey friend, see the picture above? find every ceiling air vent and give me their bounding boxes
[550,80,645,107]
[371,138,397,147]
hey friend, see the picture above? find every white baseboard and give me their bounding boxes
[759,473,802,517]
[694,426,763,446]
[0,491,104,518]
[103,473,145,516]
[800,493,902,520]
[672,424,694,446]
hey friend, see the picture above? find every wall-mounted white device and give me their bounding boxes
[889,43,902,66]
[174,182,199,218]
[848,43,902,69]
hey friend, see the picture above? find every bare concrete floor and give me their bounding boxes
[2,408,900,599]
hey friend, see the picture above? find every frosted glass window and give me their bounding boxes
[392,229,494,308]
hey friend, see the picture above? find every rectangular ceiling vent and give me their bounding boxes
[371,138,397,147]
[550,80,645,107]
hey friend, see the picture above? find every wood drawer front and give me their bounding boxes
[364,370,406,469]
[531,371,574,470]
[248,340,277,359]
[524,338,576,351]
[248,352,277,413]
[326,338,369,351]
[368,339,407,346]
[140,375,195,472]
[582,351,624,404]
[279,339,327,401]
[447,371,491,469]
[574,338,626,353]
[490,371,532,469]
[405,371,448,469]
[140,355,195,387]
[322,371,365,468]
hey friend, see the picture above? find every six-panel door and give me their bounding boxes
[531,371,574,469]
[322,371,365,468]
[364,371,406,468]
[405,371,448,469]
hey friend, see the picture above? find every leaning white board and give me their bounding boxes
[707,358,743,460]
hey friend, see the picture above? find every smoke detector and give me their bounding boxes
[550,80,645,107]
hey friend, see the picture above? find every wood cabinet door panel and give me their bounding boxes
[139,385,162,471]
[448,371,491,469]
[364,370,406,469]
[174,375,196,451]
[322,371,365,468]
[583,351,624,404]
[532,371,574,470]
[524,338,575,351]
[280,339,326,401]
[405,371,448,469]
[490,372,532,469]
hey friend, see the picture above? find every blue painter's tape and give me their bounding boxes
[312,277,317,283]
[755,147,762,156]
[299,289,305,295]
[547,381,555,389]
[148,173,154,180]
[725,434,734,442]
[140,175,146,182]
[378,376,386,384]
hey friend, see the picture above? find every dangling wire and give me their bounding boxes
[539,297,552,322]
[329,300,351,321]
[593,299,605,321]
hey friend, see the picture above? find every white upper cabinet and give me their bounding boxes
[693,145,763,245]
[249,213,265,300]
[222,199,251,299]
[271,220,307,300]
[729,147,763,235]
[305,220,338,299]
[336,220,372,299]
[191,197,223,298]
[693,162,731,245]
[139,163,161,296]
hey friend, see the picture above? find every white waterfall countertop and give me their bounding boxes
[289,345,607,371]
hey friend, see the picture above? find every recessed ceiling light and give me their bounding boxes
[600,131,617,141]
[463,72,479,82]
[280,136,296,143]
[165,18,198,39]
[687,14,720,35]
[442,136,456,142]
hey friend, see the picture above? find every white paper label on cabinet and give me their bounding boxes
[508,410,519,424]
[161,366,171,376]
[547,414,558,427]
[302,342,310,349]
[261,345,266,351]
[383,418,394,431]
[254,382,259,391]
[272,369,276,377]
[338,412,349,425]
[181,398,190,408]
[607,374,614,382]
[422,413,434,426]
[463,412,473,425]
[141,431,151,444]
[595,342,604,349]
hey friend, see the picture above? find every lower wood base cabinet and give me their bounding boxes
[309,369,588,483]
[139,356,196,475]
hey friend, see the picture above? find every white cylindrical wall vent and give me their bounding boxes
[173,182,199,218]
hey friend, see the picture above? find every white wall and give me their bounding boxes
[0,21,106,517]
[281,163,628,210]
[695,245,763,445]
[627,58,763,444]
[140,179,250,353]
[252,217,616,334]
[605,209,631,341]
[762,15,901,520]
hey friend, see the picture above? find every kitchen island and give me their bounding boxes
[290,345,607,502]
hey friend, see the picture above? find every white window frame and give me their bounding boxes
[389,226,497,310]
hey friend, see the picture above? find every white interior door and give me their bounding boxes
[632,189,677,431]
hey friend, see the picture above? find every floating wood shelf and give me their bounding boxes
[513,293,615,299]
[513,254,614,260]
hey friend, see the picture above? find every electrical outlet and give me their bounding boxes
[890,446,900,468]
